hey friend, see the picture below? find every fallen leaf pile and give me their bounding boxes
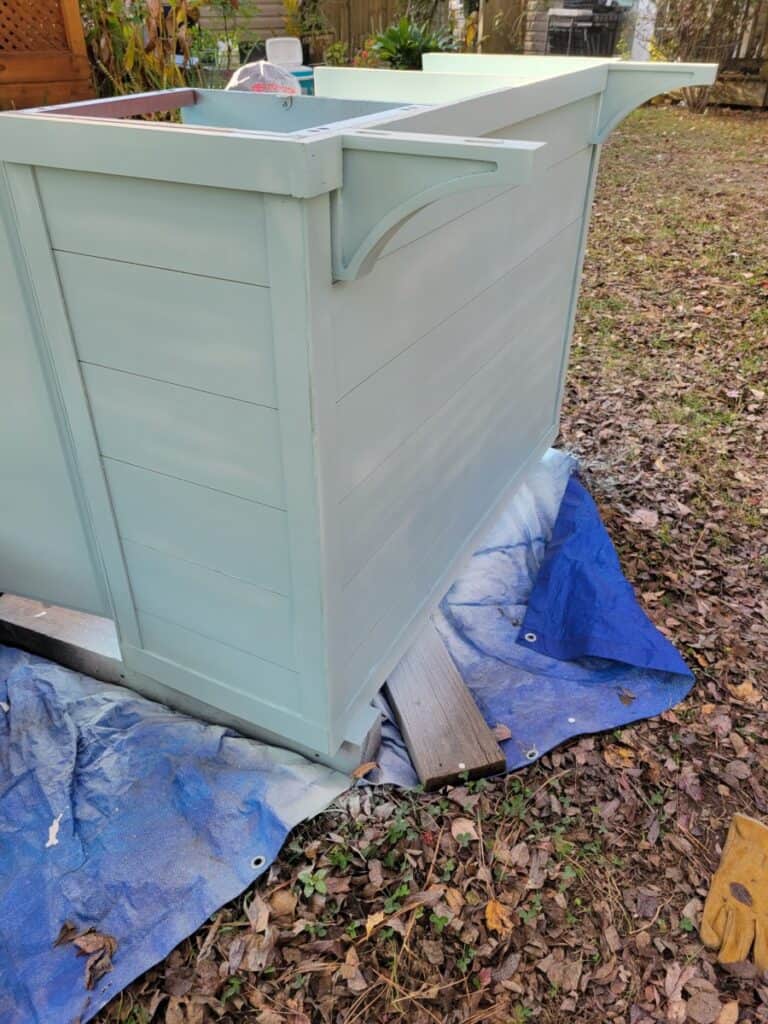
[95,106,768,1023]
[56,923,118,991]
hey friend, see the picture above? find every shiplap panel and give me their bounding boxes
[124,540,294,669]
[334,297,569,677]
[137,611,301,712]
[336,222,580,503]
[82,364,285,506]
[335,290,573,630]
[104,459,291,595]
[37,168,269,284]
[58,253,276,406]
[331,146,590,397]
[336,427,552,719]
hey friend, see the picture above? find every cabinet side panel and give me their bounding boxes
[320,107,597,729]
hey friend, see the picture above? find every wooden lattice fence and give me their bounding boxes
[0,0,93,110]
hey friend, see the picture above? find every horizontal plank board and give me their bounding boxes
[336,222,579,505]
[124,540,295,669]
[137,610,301,712]
[331,147,589,397]
[37,168,270,284]
[0,79,92,111]
[334,293,570,669]
[83,364,285,507]
[0,53,91,84]
[57,252,276,406]
[104,458,291,595]
[386,620,506,789]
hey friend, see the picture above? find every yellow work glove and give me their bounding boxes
[701,813,768,971]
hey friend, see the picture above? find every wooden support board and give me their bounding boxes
[385,619,506,790]
[0,593,123,683]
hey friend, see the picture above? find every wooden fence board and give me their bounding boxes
[0,0,93,110]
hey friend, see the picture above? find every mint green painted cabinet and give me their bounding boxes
[0,57,715,761]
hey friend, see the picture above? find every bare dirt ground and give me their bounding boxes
[97,105,768,1024]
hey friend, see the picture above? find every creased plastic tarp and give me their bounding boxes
[0,449,694,1022]
[374,449,693,785]
[0,658,348,1024]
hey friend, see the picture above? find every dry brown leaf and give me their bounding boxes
[247,892,271,932]
[351,761,377,780]
[666,999,687,1024]
[241,927,276,973]
[450,817,478,842]
[492,723,512,741]
[269,888,297,918]
[716,1002,740,1024]
[686,991,723,1024]
[629,508,659,529]
[485,898,514,935]
[603,744,636,769]
[445,887,464,913]
[421,939,445,965]
[73,930,117,958]
[365,911,385,938]
[340,945,368,992]
[53,922,77,947]
[728,681,761,704]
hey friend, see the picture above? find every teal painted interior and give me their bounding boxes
[0,56,717,761]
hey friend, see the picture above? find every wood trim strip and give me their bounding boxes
[29,88,199,118]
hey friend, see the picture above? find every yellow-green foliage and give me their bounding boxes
[283,0,302,37]
[79,0,192,97]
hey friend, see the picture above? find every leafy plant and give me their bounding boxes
[205,0,259,70]
[457,944,476,973]
[297,867,328,898]
[299,0,330,37]
[79,0,259,96]
[383,882,410,914]
[323,40,348,66]
[79,0,189,97]
[353,36,381,67]
[283,0,302,36]
[372,16,454,71]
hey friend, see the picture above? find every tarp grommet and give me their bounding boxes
[524,632,537,643]
[251,855,266,870]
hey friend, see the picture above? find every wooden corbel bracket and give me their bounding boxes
[331,128,546,281]
[594,62,718,144]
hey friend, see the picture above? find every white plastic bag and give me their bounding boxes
[225,60,301,95]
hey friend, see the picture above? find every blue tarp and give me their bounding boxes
[0,450,693,1022]
[375,450,693,782]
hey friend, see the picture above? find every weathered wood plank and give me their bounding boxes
[0,594,123,683]
[385,620,506,790]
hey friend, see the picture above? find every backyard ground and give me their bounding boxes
[97,105,768,1024]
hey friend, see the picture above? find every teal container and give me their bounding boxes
[0,57,716,764]
[290,68,314,95]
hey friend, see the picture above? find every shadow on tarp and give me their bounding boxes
[0,450,693,1023]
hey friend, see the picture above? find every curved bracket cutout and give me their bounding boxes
[331,129,545,281]
[594,61,718,144]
